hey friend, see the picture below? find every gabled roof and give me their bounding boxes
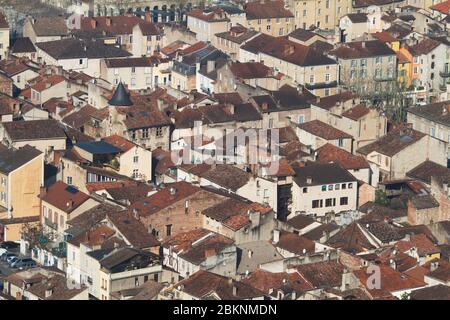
[316,143,370,170]
[330,40,396,59]
[296,120,353,140]
[31,16,68,36]
[0,144,42,175]
[36,38,131,60]
[10,37,36,53]
[163,228,234,265]
[2,119,66,141]
[294,260,346,289]
[175,270,265,300]
[244,0,294,19]
[40,181,91,214]
[0,13,8,29]
[357,128,425,157]
[354,264,426,299]
[241,33,337,67]
[107,210,160,248]
[292,162,357,187]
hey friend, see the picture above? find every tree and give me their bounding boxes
[339,65,410,123]
[20,222,57,252]
[375,189,390,206]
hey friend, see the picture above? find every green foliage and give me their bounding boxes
[375,189,390,206]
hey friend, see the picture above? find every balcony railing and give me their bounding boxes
[44,218,58,230]
[304,80,338,90]
[440,70,450,78]
[373,74,396,82]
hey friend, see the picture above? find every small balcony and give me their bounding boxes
[44,218,58,230]
[440,83,448,91]
[373,74,396,82]
[304,80,338,90]
[440,70,450,78]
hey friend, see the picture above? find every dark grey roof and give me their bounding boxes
[10,37,36,53]
[75,141,121,155]
[108,82,133,106]
[36,38,131,60]
[293,162,357,187]
[2,119,66,141]
[0,144,42,174]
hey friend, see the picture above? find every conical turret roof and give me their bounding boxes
[108,82,133,106]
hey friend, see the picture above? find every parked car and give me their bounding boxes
[0,241,19,250]
[1,252,16,262]
[6,255,18,264]
[11,257,36,269]
[0,248,8,256]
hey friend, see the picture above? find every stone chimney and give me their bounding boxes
[273,229,280,244]
[430,261,439,272]
[45,284,53,298]
[105,17,112,27]
[207,60,215,74]
[90,18,97,29]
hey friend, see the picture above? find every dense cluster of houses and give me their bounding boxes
[0,0,449,300]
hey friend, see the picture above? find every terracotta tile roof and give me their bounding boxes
[229,62,272,79]
[302,223,339,241]
[346,13,368,23]
[372,31,399,43]
[0,59,37,77]
[330,40,396,59]
[67,224,116,247]
[276,231,315,255]
[41,181,91,214]
[114,92,172,130]
[241,268,313,294]
[102,134,135,152]
[297,120,353,140]
[31,75,66,92]
[187,8,230,22]
[316,143,370,170]
[76,16,160,37]
[395,234,440,256]
[326,222,376,254]
[215,26,259,44]
[203,198,272,231]
[410,284,450,300]
[175,270,265,300]
[286,214,315,230]
[431,0,450,14]
[409,37,442,56]
[342,104,371,120]
[107,210,160,248]
[357,127,425,157]
[294,260,346,289]
[244,0,294,19]
[424,259,450,283]
[105,183,155,204]
[128,181,201,217]
[62,105,99,129]
[241,33,336,67]
[354,264,426,299]
[163,228,234,265]
[314,91,358,110]
[199,164,251,191]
